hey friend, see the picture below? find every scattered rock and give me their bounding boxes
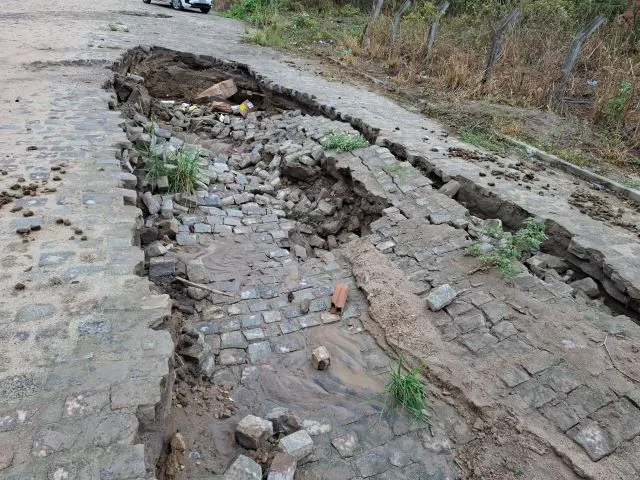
[311,346,330,370]
[279,430,314,460]
[426,284,457,311]
[149,257,176,277]
[235,415,274,450]
[266,407,302,435]
[226,455,262,480]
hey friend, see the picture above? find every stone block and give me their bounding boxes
[149,257,176,277]
[176,233,197,246]
[267,452,296,480]
[187,259,206,283]
[279,430,313,460]
[226,455,262,480]
[426,284,457,311]
[236,415,274,450]
[311,346,330,370]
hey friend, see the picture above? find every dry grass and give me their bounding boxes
[346,11,640,166]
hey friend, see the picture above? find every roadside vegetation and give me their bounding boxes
[384,356,430,422]
[322,131,370,151]
[467,218,548,277]
[140,146,205,194]
[219,0,640,183]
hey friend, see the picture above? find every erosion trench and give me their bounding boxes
[112,47,640,479]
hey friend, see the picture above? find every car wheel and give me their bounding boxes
[171,0,183,10]
[200,7,211,13]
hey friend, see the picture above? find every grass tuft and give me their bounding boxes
[468,218,547,277]
[384,356,430,422]
[322,132,369,152]
[140,146,204,194]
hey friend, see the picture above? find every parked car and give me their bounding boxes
[143,0,212,14]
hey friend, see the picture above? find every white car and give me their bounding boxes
[143,0,212,14]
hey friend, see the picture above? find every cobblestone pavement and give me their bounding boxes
[2,0,640,478]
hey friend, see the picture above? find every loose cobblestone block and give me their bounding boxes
[311,346,330,370]
[568,421,618,461]
[279,430,313,460]
[149,257,176,280]
[236,415,274,449]
[176,233,197,246]
[187,259,206,283]
[426,284,457,311]
[226,455,262,480]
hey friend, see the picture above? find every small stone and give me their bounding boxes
[14,283,25,291]
[236,415,274,450]
[299,298,311,314]
[279,430,314,460]
[142,191,160,215]
[22,210,34,217]
[267,452,296,480]
[226,455,262,480]
[311,346,330,370]
[425,284,457,311]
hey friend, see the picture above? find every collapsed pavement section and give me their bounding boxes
[112,46,640,479]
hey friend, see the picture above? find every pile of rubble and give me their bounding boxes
[115,81,386,277]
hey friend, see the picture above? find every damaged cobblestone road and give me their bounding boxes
[3,1,640,479]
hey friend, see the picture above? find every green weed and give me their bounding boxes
[139,146,204,194]
[322,132,369,152]
[459,125,509,156]
[602,81,633,127]
[468,218,547,278]
[168,148,204,194]
[385,356,430,422]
